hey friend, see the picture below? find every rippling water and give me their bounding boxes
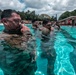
[54,33,75,75]
[0,24,76,75]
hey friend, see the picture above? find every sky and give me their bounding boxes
[0,0,76,18]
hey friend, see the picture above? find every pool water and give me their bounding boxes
[0,25,4,33]
[0,24,76,75]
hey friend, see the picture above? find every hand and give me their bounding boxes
[21,24,30,33]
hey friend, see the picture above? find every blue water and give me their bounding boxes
[0,25,4,33]
[0,24,76,75]
[61,26,76,39]
[54,33,75,75]
[26,24,48,75]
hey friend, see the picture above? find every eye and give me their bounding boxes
[13,19,21,23]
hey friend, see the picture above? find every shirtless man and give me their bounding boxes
[0,9,37,75]
[40,20,56,75]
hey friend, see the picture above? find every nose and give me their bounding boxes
[19,22,21,25]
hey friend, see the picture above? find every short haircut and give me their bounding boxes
[32,19,36,23]
[43,19,50,25]
[1,9,17,19]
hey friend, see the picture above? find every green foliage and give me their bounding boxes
[0,9,53,21]
[59,11,70,20]
[59,9,76,20]
[18,11,26,20]
[70,10,76,16]
[1,9,76,21]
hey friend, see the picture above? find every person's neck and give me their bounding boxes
[3,28,23,35]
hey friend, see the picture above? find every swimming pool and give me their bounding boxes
[0,24,76,75]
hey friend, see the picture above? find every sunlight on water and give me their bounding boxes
[35,34,48,75]
[26,24,48,75]
[0,25,4,33]
[0,25,76,75]
[0,69,4,75]
[35,71,45,75]
[54,33,76,75]
[61,26,76,39]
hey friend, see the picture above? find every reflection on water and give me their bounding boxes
[0,68,4,75]
[32,26,57,75]
[61,27,76,74]
[61,26,76,39]
[0,25,76,75]
[32,29,48,75]
[54,33,75,75]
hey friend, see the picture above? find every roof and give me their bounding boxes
[59,16,76,22]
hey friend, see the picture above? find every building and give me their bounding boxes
[58,16,76,26]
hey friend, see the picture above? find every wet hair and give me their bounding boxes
[32,19,36,23]
[43,19,50,26]
[39,22,41,25]
[1,9,17,19]
[43,19,50,24]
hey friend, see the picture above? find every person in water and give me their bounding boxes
[32,20,39,30]
[39,19,51,41]
[0,9,37,75]
[40,19,57,75]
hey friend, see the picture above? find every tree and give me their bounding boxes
[59,11,70,20]
[70,10,76,16]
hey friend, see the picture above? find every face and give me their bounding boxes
[32,21,39,28]
[3,12,22,30]
[44,22,51,29]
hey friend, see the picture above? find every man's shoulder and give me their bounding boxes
[0,33,18,41]
[0,32,12,39]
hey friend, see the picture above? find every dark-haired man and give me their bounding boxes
[40,19,51,40]
[40,19,56,75]
[0,9,37,75]
[1,9,30,34]
[32,20,39,30]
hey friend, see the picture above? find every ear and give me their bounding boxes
[1,18,8,26]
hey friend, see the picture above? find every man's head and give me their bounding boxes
[1,9,22,31]
[32,20,39,29]
[43,19,51,30]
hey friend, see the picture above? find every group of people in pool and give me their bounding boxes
[32,19,60,34]
[32,19,60,75]
[0,9,60,75]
